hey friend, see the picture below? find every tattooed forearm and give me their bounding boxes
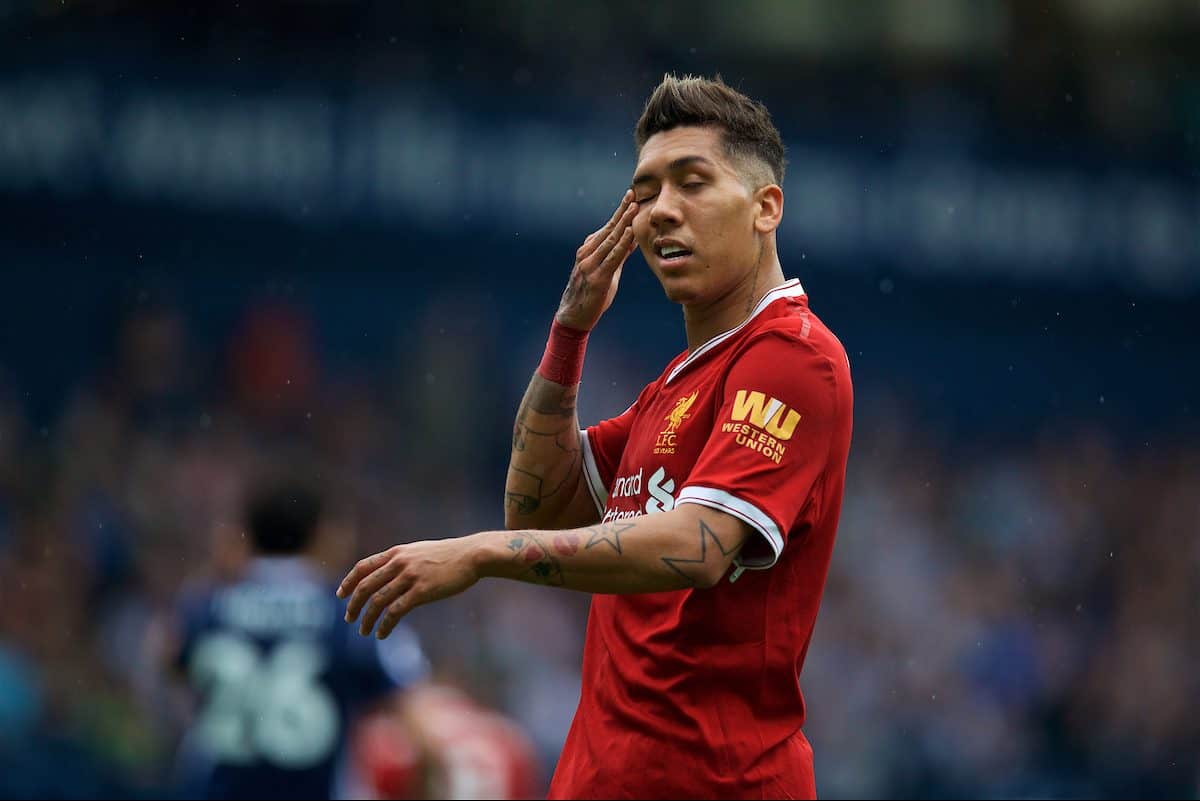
[503,531,565,586]
[500,524,630,589]
[505,448,581,516]
[512,388,579,452]
[506,374,586,526]
[483,508,749,594]
[505,468,542,516]
[529,383,578,417]
[661,520,748,587]
[583,521,638,555]
[512,421,577,458]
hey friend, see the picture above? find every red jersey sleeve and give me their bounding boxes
[677,330,844,571]
[581,400,639,515]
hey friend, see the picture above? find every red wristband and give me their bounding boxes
[537,320,589,385]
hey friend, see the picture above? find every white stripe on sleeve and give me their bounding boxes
[676,486,784,569]
[579,429,608,516]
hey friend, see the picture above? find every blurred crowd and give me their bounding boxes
[807,405,1199,798]
[0,297,1195,798]
[19,0,1200,165]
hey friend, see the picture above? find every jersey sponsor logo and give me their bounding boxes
[655,391,698,455]
[601,506,640,523]
[611,467,643,499]
[601,466,677,522]
[644,466,676,514]
[729,390,801,439]
[720,390,801,464]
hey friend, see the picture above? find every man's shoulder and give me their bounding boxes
[175,576,223,624]
[715,311,851,409]
[736,311,848,369]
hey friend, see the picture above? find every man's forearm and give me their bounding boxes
[475,506,750,594]
[337,501,752,639]
[505,194,637,530]
[504,373,589,528]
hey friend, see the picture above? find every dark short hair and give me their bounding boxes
[244,475,322,555]
[634,74,786,186]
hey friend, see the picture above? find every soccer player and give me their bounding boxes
[168,475,430,800]
[339,74,854,799]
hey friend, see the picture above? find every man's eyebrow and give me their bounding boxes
[631,155,716,187]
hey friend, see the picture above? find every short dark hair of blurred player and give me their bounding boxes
[165,474,430,800]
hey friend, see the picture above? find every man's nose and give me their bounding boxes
[649,185,683,228]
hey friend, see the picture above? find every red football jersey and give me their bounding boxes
[549,279,854,800]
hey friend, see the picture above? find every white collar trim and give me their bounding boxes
[665,278,806,385]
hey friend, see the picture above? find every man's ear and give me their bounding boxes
[753,184,783,234]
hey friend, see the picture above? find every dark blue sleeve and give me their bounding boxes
[173,585,214,673]
[339,602,430,703]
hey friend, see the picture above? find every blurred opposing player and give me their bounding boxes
[338,74,853,799]
[347,682,540,801]
[169,475,429,800]
[396,684,540,801]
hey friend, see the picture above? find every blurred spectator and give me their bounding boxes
[228,302,319,432]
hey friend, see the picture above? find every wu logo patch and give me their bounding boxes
[730,390,801,440]
[655,391,698,455]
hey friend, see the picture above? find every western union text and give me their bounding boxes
[721,422,786,464]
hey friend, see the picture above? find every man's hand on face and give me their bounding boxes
[555,191,639,332]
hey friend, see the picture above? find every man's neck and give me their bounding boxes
[682,257,786,353]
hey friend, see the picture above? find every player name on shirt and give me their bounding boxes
[212,584,330,633]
